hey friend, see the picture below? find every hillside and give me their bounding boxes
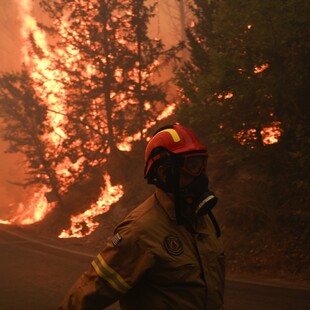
[86,141,310,284]
[21,138,310,285]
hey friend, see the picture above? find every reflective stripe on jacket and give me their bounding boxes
[59,188,225,310]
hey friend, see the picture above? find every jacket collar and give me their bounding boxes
[155,188,176,221]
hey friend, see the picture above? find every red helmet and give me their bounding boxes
[144,124,208,178]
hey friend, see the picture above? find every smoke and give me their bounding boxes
[0,0,26,217]
[147,0,193,47]
[0,0,22,71]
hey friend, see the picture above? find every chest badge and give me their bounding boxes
[164,235,183,256]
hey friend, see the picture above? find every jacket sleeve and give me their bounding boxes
[58,221,154,310]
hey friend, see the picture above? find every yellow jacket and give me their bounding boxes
[59,189,225,309]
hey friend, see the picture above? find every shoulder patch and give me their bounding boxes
[164,235,183,256]
[111,233,122,247]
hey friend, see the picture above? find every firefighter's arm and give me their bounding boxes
[58,223,154,310]
[58,265,118,310]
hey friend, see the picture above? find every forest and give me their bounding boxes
[0,0,309,282]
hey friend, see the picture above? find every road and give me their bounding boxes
[0,225,309,310]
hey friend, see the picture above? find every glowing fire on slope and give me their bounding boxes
[234,121,282,147]
[1,0,176,233]
[261,121,282,145]
[0,0,83,226]
[0,186,52,225]
[0,220,11,225]
[1,1,281,236]
[59,102,176,238]
[59,174,124,238]
[0,0,62,225]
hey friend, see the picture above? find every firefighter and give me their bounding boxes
[59,124,225,310]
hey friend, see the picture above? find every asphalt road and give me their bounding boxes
[0,225,309,310]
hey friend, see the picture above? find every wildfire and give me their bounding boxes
[217,92,233,100]
[0,186,52,225]
[234,122,282,147]
[254,63,269,74]
[4,1,281,239]
[234,128,258,148]
[58,174,124,238]
[116,103,176,151]
[0,0,64,225]
[261,121,282,145]
[0,220,11,225]
[0,0,77,226]
[0,0,176,235]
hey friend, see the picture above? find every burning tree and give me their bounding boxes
[0,0,177,234]
[38,0,168,155]
[0,69,64,209]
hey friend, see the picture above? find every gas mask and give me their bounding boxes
[153,153,218,224]
[179,174,218,217]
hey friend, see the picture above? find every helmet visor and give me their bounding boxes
[181,155,207,176]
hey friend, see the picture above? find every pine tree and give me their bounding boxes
[176,0,310,167]
[39,0,168,154]
[0,1,176,216]
[125,0,167,139]
[0,69,65,207]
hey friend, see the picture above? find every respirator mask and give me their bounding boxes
[177,155,218,218]
[179,174,218,217]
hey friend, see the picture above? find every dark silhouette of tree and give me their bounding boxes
[176,0,310,183]
[0,69,65,208]
[174,1,309,280]
[128,0,167,139]
[39,0,168,155]
[0,1,179,218]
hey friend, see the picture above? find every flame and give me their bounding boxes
[3,1,173,233]
[19,1,68,146]
[217,92,233,100]
[234,122,282,147]
[3,1,280,234]
[261,121,282,145]
[59,173,124,238]
[157,103,176,121]
[234,128,258,147]
[0,186,52,225]
[0,220,11,225]
[254,63,269,74]
[1,0,62,224]
[116,103,176,151]
[0,0,72,225]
